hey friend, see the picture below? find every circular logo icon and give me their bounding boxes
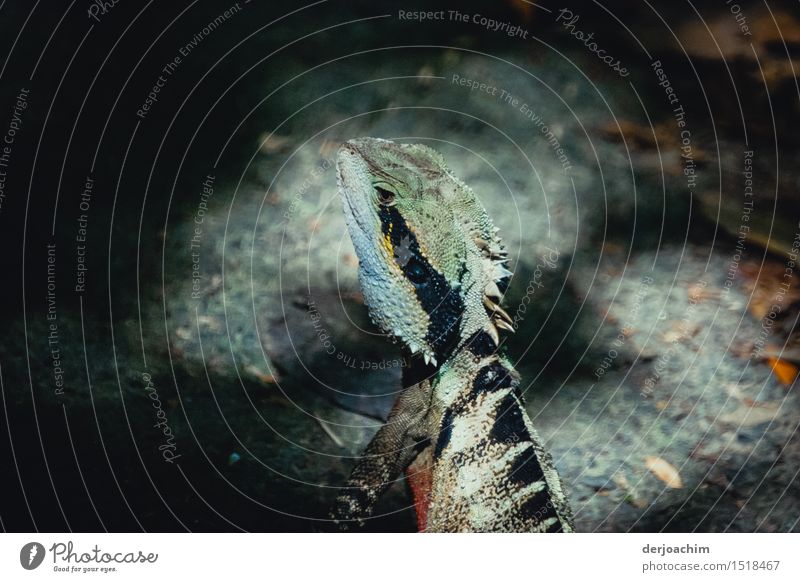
[20,542,46,570]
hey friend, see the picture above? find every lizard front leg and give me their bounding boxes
[331,377,433,528]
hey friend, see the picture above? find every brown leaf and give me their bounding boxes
[307,217,324,232]
[661,320,699,343]
[245,364,278,385]
[644,456,683,488]
[197,315,222,332]
[768,357,798,386]
[688,283,720,302]
[720,405,779,427]
[509,0,536,23]
[259,133,291,154]
[175,327,192,341]
[416,65,437,87]
[740,260,800,319]
[318,139,338,158]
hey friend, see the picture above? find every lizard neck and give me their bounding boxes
[424,343,574,532]
[402,326,498,389]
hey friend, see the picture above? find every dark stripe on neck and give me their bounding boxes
[471,362,514,394]
[433,407,455,458]
[433,359,521,460]
[470,359,524,403]
[496,275,510,294]
[379,206,463,362]
[489,392,531,444]
[402,354,437,388]
[509,446,545,485]
[491,388,561,529]
[518,492,560,528]
[464,330,498,358]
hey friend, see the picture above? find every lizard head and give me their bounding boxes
[337,137,513,367]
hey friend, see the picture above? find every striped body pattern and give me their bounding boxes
[425,344,572,532]
[334,138,573,532]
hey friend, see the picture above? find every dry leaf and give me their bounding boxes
[315,415,345,448]
[644,456,683,489]
[175,327,192,341]
[416,65,437,86]
[258,134,291,154]
[307,217,324,232]
[613,472,630,490]
[245,364,278,385]
[742,397,780,409]
[688,283,720,302]
[720,405,779,427]
[613,472,648,508]
[597,119,661,149]
[601,241,624,255]
[661,321,699,343]
[317,139,338,158]
[509,0,536,23]
[341,291,364,304]
[197,315,221,332]
[740,261,800,319]
[768,357,798,385]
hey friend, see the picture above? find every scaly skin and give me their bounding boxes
[332,138,573,532]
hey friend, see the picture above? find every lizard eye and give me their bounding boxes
[374,185,397,206]
[405,258,428,286]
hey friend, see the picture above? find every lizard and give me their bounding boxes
[332,137,574,532]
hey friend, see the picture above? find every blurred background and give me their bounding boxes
[0,0,799,532]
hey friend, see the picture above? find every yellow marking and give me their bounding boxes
[382,222,394,258]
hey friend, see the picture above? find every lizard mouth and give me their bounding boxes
[337,149,380,238]
[338,177,372,237]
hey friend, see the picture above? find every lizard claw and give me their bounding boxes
[330,491,371,531]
